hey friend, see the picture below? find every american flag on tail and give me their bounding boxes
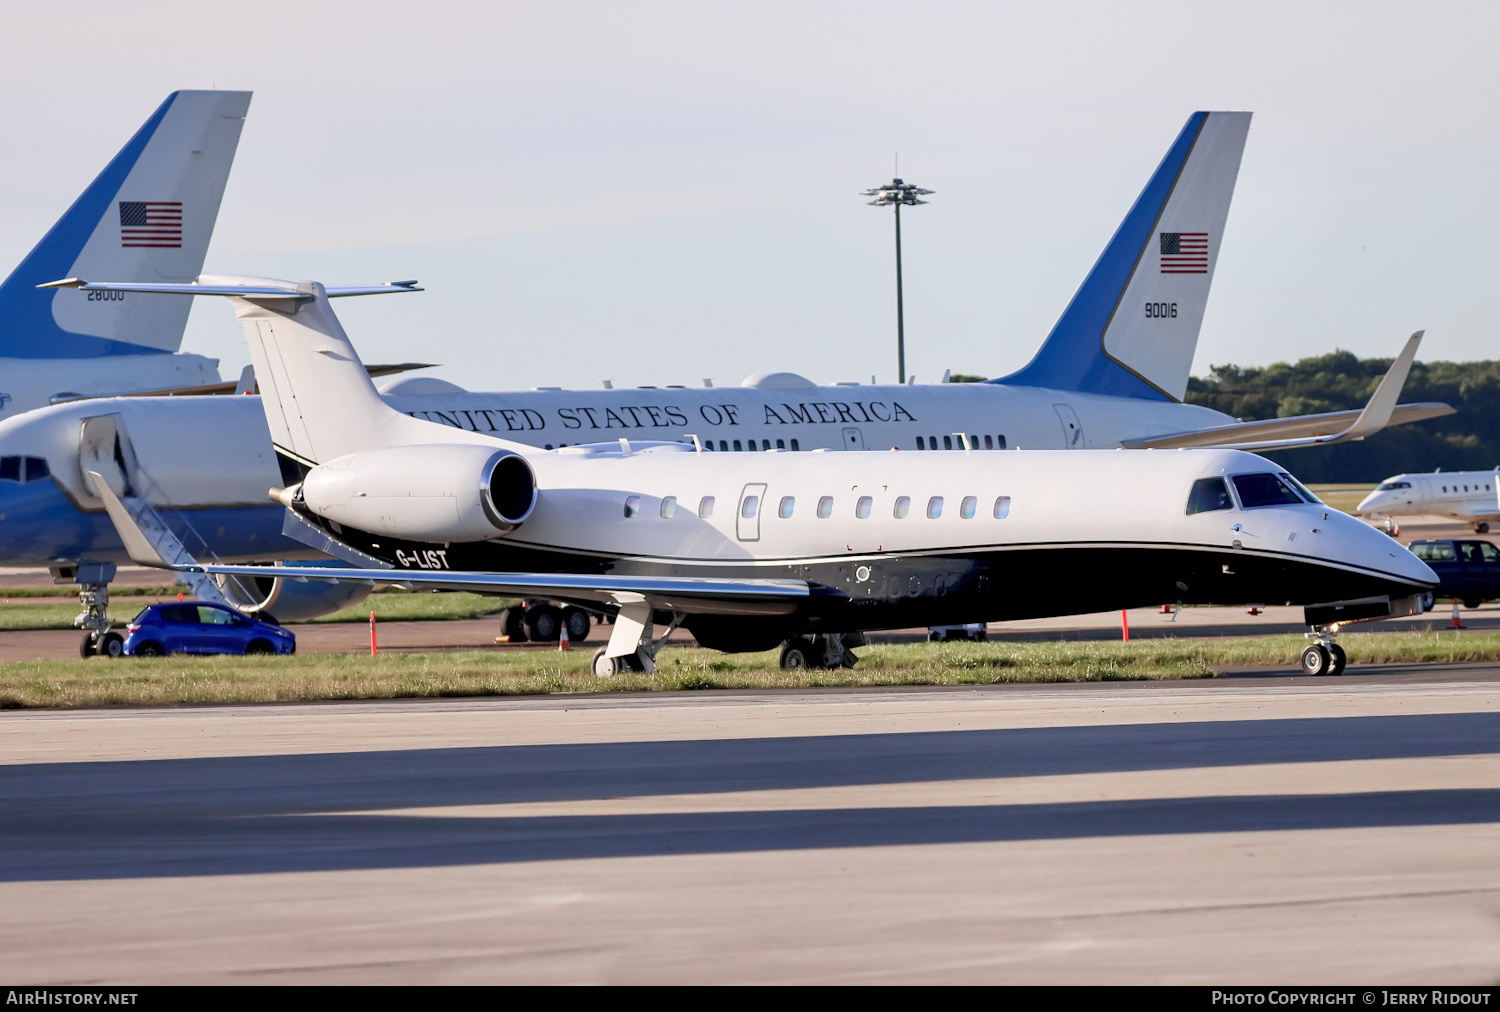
[119,201,182,248]
[1159,232,1207,273]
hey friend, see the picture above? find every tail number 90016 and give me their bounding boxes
[1144,302,1177,319]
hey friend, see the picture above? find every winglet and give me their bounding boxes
[83,470,171,569]
[1342,330,1424,440]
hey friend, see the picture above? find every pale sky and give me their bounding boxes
[0,1,1495,390]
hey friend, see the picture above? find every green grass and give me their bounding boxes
[0,589,516,631]
[1,629,1496,710]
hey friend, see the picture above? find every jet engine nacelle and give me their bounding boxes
[215,566,374,622]
[297,444,537,542]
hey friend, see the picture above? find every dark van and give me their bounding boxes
[1407,540,1500,609]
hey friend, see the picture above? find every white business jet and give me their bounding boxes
[64,275,1436,677]
[1358,470,1500,533]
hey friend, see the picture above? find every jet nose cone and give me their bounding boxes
[1342,513,1435,587]
[1357,491,1385,513]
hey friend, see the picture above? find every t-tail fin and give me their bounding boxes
[0,90,251,358]
[998,110,1251,401]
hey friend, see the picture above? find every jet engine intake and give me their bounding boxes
[297,444,536,542]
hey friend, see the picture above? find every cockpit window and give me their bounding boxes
[1279,472,1322,504]
[1231,473,1306,508]
[0,457,18,482]
[1186,477,1234,515]
[1377,480,1412,491]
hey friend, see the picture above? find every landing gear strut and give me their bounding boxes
[1301,626,1347,677]
[591,603,683,677]
[54,563,121,659]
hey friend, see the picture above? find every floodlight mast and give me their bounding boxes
[862,177,932,384]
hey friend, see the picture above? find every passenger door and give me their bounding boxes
[156,604,200,653]
[1053,404,1084,448]
[196,605,244,653]
[841,427,865,450]
[736,483,768,542]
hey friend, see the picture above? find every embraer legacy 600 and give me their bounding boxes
[1359,470,1500,534]
[0,111,1448,637]
[75,277,1436,678]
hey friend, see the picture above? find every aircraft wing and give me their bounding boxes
[178,564,811,616]
[1121,331,1453,451]
[46,363,437,402]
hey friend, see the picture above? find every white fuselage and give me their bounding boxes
[1358,470,1500,524]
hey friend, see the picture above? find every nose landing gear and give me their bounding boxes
[1301,627,1347,677]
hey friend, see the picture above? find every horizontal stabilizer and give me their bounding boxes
[46,362,438,402]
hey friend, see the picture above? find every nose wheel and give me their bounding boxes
[1301,630,1347,676]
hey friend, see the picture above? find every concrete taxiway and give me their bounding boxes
[1,675,1498,984]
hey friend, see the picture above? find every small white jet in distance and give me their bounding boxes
[0,90,252,418]
[72,275,1437,679]
[1359,470,1500,534]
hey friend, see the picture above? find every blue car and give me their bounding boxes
[123,602,296,657]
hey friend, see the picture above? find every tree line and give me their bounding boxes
[952,352,1500,483]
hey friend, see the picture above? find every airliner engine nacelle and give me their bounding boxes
[292,444,537,542]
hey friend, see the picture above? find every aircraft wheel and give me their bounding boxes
[99,632,125,659]
[561,607,591,642]
[1478,523,1490,534]
[1420,591,1435,612]
[1300,644,1332,677]
[496,607,528,643]
[1328,643,1347,676]
[590,647,619,677]
[79,633,96,659]
[524,605,561,642]
[779,640,812,670]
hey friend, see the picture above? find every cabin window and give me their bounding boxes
[943,435,953,450]
[0,457,19,482]
[917,437,925,450]
[624,495,642,518]
[968,435,979,449]
[994,496,1011,519]
[790,439,800,451]
[778,496,795,518]
[763,440,772,451]
[1231,473,1305,508]
[996,435,1007,449]
[893,496,911,519]
[733,440,743,452]
[698,496,715,518]
[719,440,728,452]
[960,496,977,519]
[660,496,677,519]
[856,496,873,519]
[817,496,833,518]
[1443,486,1448,493]
[776,439,785,450]
[741,496,760,519]
[1186,477,1234,515]
[983,436,992,449]
[703,442,714,452]
[927,496,944,519]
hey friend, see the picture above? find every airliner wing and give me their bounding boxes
[1122,331,1452,451]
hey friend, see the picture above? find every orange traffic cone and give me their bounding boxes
[1160,604,1172,614]
[1451,599,1464,629]
[559,625,571,651]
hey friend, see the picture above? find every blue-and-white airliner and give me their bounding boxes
[0,90,251,419]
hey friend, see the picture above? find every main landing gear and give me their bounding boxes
[1476,522,1491,535]
[591,601,682,677]
[778,633,862,670]
[1300,627,1347,677]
